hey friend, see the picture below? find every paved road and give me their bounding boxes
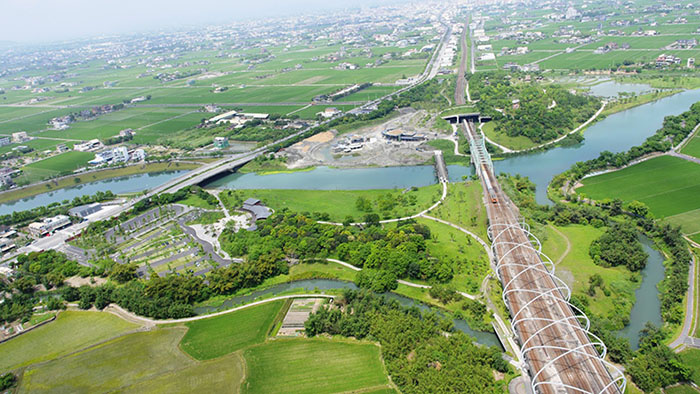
[671,253,698,350]
[669,150,700,165]
[105,294,336,325]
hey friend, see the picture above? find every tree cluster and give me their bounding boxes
[468,71,601,142]
[220,212,450,286]
[0,191,115,227]
[589,223,648,271]
[626,323,691,392]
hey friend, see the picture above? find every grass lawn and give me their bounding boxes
[431,180,489,241]
[426,139,471,166]
[577,155,700,234]
[241,338,392,394]
[542,224,639,319]
[179,194,219,209]
[0,311,138,372]
[664,385,700,394]
[680,348,700,385]
[481,121,538,151]
[180,300,284,360]
[417,217,489,294]
[220,184,443,223]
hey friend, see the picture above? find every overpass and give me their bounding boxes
[461,118,626,394]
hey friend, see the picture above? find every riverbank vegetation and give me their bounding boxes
[0,161,199,204]
[552,101,700,203]
[305,289,508,393]
[467,71,601,148]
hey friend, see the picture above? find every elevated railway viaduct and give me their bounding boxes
[451,16,625,392]
[460,118,625,393]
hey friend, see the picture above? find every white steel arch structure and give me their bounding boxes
[487,221,627,394]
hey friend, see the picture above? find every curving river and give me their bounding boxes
[2,87,695,348]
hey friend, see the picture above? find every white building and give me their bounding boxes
[113,146,129,163]
[74,139,103,152]
[28,215,71,237]
[131,148,146,162]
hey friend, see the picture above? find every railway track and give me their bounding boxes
[460,120,625,394]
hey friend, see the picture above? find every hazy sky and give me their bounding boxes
[2,0,397,43]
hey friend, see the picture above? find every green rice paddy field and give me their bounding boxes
[577,155,700,237]
[681,132,700,160]
[242,338,393,394]
[6,301,393,393]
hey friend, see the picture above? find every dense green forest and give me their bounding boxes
[468,71,601,142]
[221,212,453,290]
[305,290,507,393]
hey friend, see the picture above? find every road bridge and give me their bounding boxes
[433,151,448,183]
[461,119,625,394]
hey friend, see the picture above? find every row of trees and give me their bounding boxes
[0,190,115,227]
[305,290,507,393]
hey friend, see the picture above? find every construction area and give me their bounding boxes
[282,109,446,169]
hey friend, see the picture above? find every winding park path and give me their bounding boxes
[547,225,572,266]
[104,294,336,326]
